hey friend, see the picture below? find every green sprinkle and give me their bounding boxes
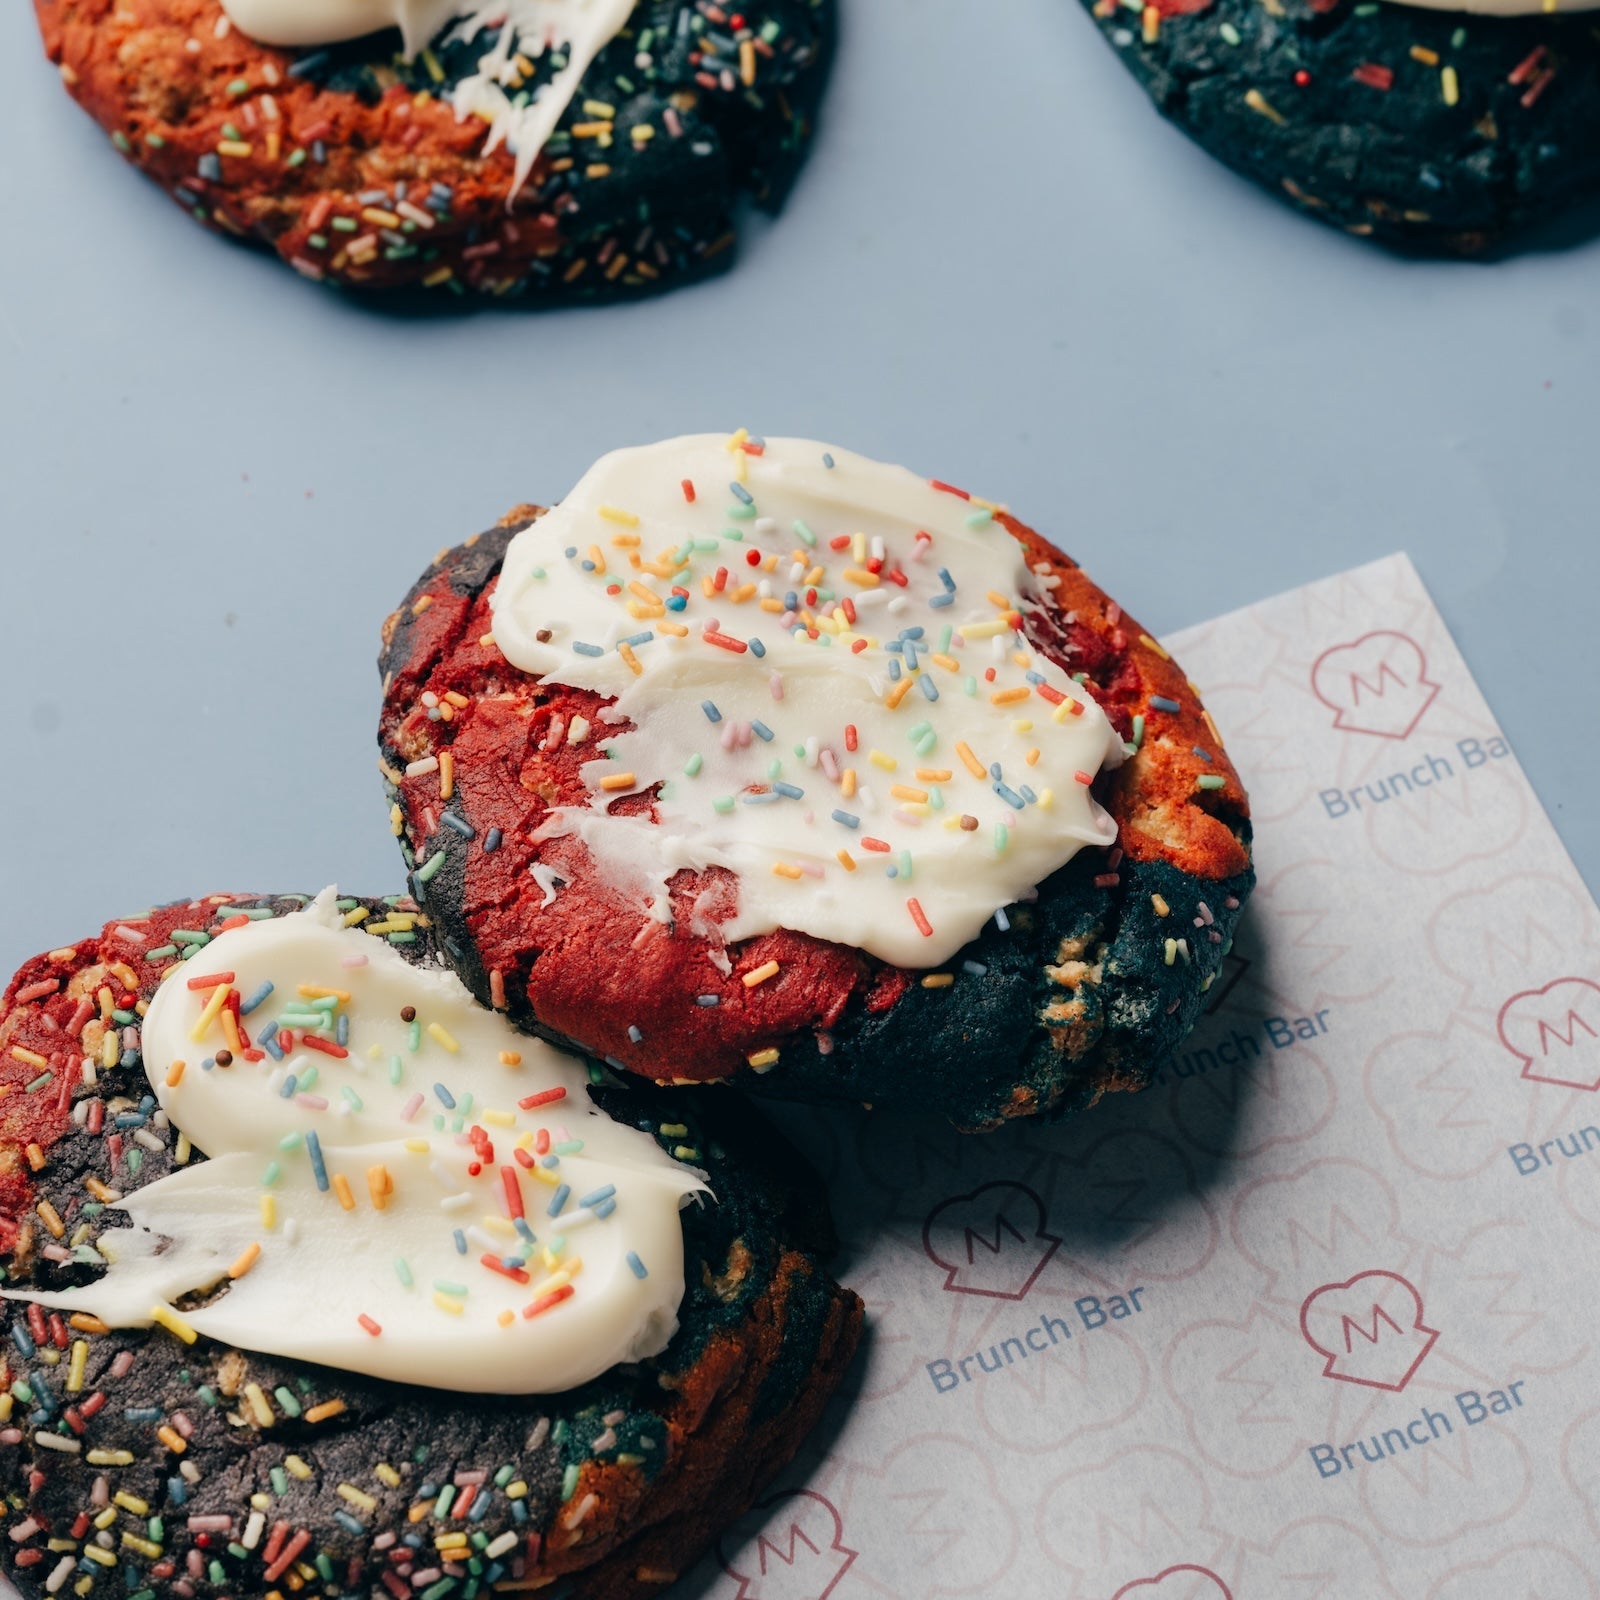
[1219,20,1241,42]
[995,823,1010,853]
[274,1386,302,1418]
[792,519,817,547]
[561,1464,580,1501]
[262,1161,282,1187]
[395,1259,414,1288]
[712,795,736,813]
[1197,774,1227,790]
[434,1280,468,1298]
[964,508,993,529]
[416,850,447,883]
[684,753,703,777]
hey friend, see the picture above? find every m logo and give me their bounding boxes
[1310,631,1440,740]
[1499,978,1600,1092]
[921,1181,1061,1301]
[1112,1567,1233,1599]
[716,1490,856,1600]
[1299,1270,1439,1393]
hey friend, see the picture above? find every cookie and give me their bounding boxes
[1075,0,1600,251]
[32,0,833,297]
[0,892,863,1600]
[376,434,1255,1131]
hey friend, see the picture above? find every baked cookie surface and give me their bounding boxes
[32,0,834,297]
[376,452,1255,1131]
[1077,0,1600,251]
[0,894,862,1600]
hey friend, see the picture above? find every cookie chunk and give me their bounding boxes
[0,894,862,1600]
[376,438,1255,1130]
[1073,0,1600,251]
[32,0,833,296]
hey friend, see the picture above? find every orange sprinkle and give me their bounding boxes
[885,678,915,710]
[332,1174,356,1212]
[836,850,857,871]
[742,960,781,989]
[989,687,1031,706]
[955,741,986,778]
[165,1060,187,1089]
[440,750,455,801]
[598,772,637,792]
[890,784,929,804]
[229,1243,262,1280]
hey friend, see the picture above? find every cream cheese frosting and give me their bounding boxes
[6,893,704,1394]
[216,0,638,191]
[489,434,1126,970]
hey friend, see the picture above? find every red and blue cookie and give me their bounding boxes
[1075,0,1600,250]
[377,433,1256,1130]
[33,0,833,296]
[0,891,862,1600]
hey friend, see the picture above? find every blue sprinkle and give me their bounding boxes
[168,1477,187,1507]
[572,642,604,657]
[749,638,767,658]
[938,568,956,593]
[701,700,722,723]
[994,783,1026,810]
[886,864,899,878]
[626,1252,648,1279]
[822,452,836,469]
[774,781,804,799]
[750,721,774,742]
[784,591,799,611]
[831,809,859,828]
[514,1218,537,1243]
[197,153,222,181]
[579,1184,617,1208]
[696,995,720,1007]
[239,981,275,1016]
[1024,670,1045,685]
[620,631,653,648]
[453,1229,467,1256]
[1020,785,1038,803]
[743,792,780,806]
[306,1130,329,1193]
[963,959,989,976]
[990,762,1003,779]
[888,658,903,681]
[995,908,1011,932]
[484,828,503,852]
[918,675,939,702]
[929,593,955,609]
[547,1184,571,1218]
[336,1014,349,1047]
[667,594,687,612]
[261,1025,285,1061]
[10,1326,35,1360]
[442,813,477,839]
[729,482,754,505]
[581,560,595,572]
[1150,695,1181,713]
[433,1083,456,1109]
[123,1407,163,1424]
[591,1198,617,1220]
[279,1076,298,1100]
[564,546,578,558]
[900,626,926,641]
[627,1025,643,1043]
[334,1512,367,1537]
[1193,746,1213,762]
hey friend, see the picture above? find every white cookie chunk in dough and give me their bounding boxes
[6,892,704,1395]
[490,434,1126,969]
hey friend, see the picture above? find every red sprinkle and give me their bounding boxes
[681,478,696,502]
[702,631,748,654]
[930,479,971,500]
[861,837,891,853]
[501,1166,525,1221]
[744,549,762,567]
[1075,771,1093,785]
[850,639,869,654]
[480,1254,530,1285]
[907,899,933,938]
[844,724,858,751]
[522,1284,575,1319]
[1352,62,1393,90]
[300,1034,348,1059]
[518,1087,568,1110]
[1036,684,1066,705]
[186,971,235,991]
[358,1315,382,1337]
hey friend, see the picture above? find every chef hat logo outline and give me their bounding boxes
[1498,977,1600,1092]
[921,1180,1062,1301]
[1298,1269,1439,1393]
[715,1488,857,1600]
[1310,630,1441,741]
[1111,1566,1233,1600]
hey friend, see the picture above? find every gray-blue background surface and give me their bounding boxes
[2,0,1596,978]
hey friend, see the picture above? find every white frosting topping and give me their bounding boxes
[8,894,703,1395]
[217,0,638,191]
[489,435,1125,970]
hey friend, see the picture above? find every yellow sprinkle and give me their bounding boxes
[921,974,955,989]
[482,1109,516,1127]
[868,749,897,771]
[404,1139,430,1154]
[498,1310,516,1328]
[955,741,987,779]
[375,1464,403,1489]
[261,1194,278,1231]
[338,1484,379,1514]
[743,960,781,988]
[1151,894,1170,917]
[1139,632,1170,660]
[151,1304,199,1345]
[427,1023,461,1053]
[1245,88,1286,125]
[1410,43,1440,63]
[67,1341,89,1394]
[958,619,1009,639]
[284,1454,314,1478]
[304,1400,347,1425]
[189,982,232,1043]
[747,1047,781,1071]
[598,505,639,527]
[1441,64,1459,105]
[121,1534,163,1562]
[1052,698,1082,723]
[10,1046,48,1070]
[842,567,880,587]
[229,1243,262,1280]
[332,1174,356,1212]
[113,1492,149,1516]
[83,1549,117,1570]
[598,771,637,792]
[658,619,689,637]
[100,1030,119,1070]
[217,138,253,158]
[1165,938,1178,967]
[433,1293,465,1316]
